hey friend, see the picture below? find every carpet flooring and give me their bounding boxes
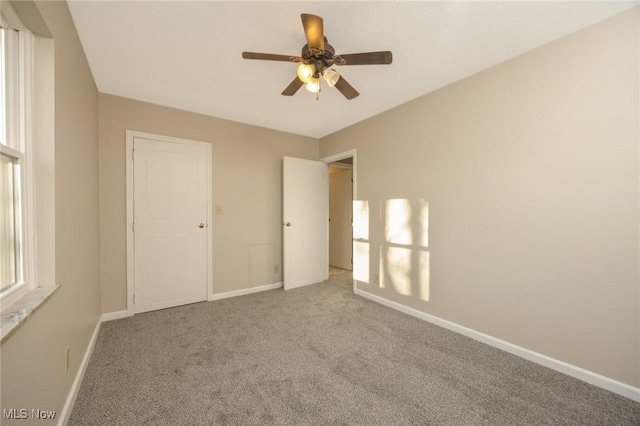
[69,272,640,425]
[329,265,351,276]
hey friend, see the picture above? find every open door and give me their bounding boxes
[283,156,328,290]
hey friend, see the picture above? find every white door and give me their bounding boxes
[283,156,328,290]
[133,137,210,313]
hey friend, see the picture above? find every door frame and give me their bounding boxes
[125,130,213,316]
[321,149,357,293]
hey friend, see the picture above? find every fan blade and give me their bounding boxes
[282,77,304,96]
[335,51,393,66]
[334,76,359,100]
[301,14,324,53]
[242,52,302,62]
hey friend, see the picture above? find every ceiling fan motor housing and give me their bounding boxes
[301,37,336,70]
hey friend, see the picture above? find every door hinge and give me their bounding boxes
[132,149,135,161]
[133,294,135,303]
[132,222,135,233]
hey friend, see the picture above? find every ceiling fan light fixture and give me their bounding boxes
[305,77,320,93]
[241,13,391,100]
[297,63,316,83]
[322,68,340,87]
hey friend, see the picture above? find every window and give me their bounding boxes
[0,3,56,341]
[0,146,22,292]
[0,20,35,303]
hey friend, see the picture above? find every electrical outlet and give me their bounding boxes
[374,273,380,284]
[64,346,70,373]
[274,264,279,273]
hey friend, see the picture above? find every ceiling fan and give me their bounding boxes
[242,13,393,100]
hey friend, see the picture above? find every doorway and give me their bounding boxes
[322,150,356,290]
[328,159,353,271]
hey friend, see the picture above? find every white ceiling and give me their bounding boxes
[68,1,638,139]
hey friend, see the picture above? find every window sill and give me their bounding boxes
[0,285,60,344]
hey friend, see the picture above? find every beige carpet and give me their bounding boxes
[329,265,351,276]
[69,272,640,425]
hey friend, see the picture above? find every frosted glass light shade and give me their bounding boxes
[297,63,315,83]
[305,77,320,93]
[322,68,340,87]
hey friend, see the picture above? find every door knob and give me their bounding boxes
[284,222,291,227]
[198,223,205,228]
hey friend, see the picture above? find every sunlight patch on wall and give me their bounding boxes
[354,241,369,283]
[419,199,429,248]
[385,199,412,245]
[419,250,430,302]
[353,200,369,240]
[353,200,370,284]
[378,198,430,301]
[381,246,412,296]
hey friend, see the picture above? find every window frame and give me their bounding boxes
[0,17,37,307]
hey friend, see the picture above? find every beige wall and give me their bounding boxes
[329,168,353,270]
[321,8,640,387]
[1,1,101,424]
[99,94,318,313]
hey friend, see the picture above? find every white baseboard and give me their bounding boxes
[58,316,102,426]
[106,281,285,319]
[105,283,285,318]
[209,282,283,301]
[101,310,129,322]
[354,288,640,403]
